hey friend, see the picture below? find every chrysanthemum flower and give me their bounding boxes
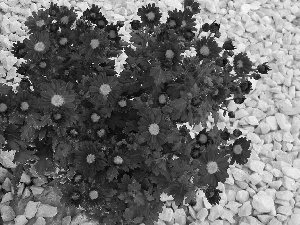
[24,9,50,34]
[23,31,51,61]
[56,6,77,29]
[79,30,109,60]
[138,108,171,150]
[32,57,52,75]
[39,80,76,110]
[156,41,183,71]
[83,186,103,209]
[240,80,252,94]
[89,73,120,107]
[48,2,60,17]
[204,185,222,205]
[196,145,230,188]
[195,128,214,148]
[184,0,201,15]
[82,4,102,24]
[166,9,184,30]
[195,36,223,62]
[105,23,121,43]
[233,52,253,76]
[60,184,83,208]
[11,41,27,59]
[137,3,162,29]
[11,90,38,117]
[257,62,271,74]
[228,137,251,165]
[73,141,108,179]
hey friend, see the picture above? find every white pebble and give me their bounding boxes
[240,4,251,14]
[33,217,46,225]
[275,113,291,131]
[276,190,294,201]
[248,160,265,174]
[282,166,300,180]
[238,201,252,217]
[14,215,28,225]
[236,190,250,203]
[265,116,278,131]
[252,191,276,214]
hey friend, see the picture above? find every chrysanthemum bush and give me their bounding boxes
[0,0,271,224]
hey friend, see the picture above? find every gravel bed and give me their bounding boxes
[1,0,300,224]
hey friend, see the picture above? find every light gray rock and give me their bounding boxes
[265,116,278,130]
[282,166,300,180]
[252,191,276,214]
[33,217,46,225]
[0,167,9,183]
[36,204,57,218]
[276,190,294,201]
[277,205,293,216]
[287,214,300,225]
[208,205,223,221]
[248,160,265,174]
[62,216,72,225]
[236,190,250,203]
[1,192,13,203]
[24,201,41,219]
[14,215,28,225]
[238,201,252,217]
[1,177,11,192]
[0,205,16,222]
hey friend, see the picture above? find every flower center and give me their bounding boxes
[20,102,29,111]
[118,99,126,107]
[71,192,80,201]
[34,42,46,52]
[86,154,96,164]
[165,49,174,59]
[149,123,159,135]
[200,45,209,56]
[109,30,116,39]
[51,94,65,107]
[74,174,82,183]
[158,94,167,104]
[91,113,100,122]
[0,103,8,112]
[36,20,45,27]
[199,134,208,144]
[97,129,105,137]
[233,144,243,155]
[60,16,69,24]
[98,20,105,26]
[90,39,100,49]
[39,62,47,68]
[53,113,61,120]
[70,129,78,136]
[206,161,219,174]
[90,13,96,18]
[89,190,99,200]
[169,20,176,27]
[59,38,68,45]
[237,60,243,68]
[146,12,155,21]
[99,84,111,96]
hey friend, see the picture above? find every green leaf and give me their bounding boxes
[107,166,119,182]
[170,98,187,120]
[13,148,38,164]
[150,65,170,86]
[0,83,12,95]
[133,192,146,206]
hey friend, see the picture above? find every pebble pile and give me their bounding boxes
[1,0,300,224]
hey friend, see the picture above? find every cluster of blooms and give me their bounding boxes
[0,0,271,224]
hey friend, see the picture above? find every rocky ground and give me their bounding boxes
[1,0,300,224]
